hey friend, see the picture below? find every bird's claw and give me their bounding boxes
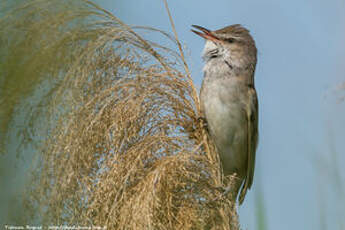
[197,116,208,131]
[209,185,227,202]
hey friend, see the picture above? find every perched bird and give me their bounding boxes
[191,24,258,205]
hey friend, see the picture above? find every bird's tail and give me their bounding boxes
[238,179,250,205]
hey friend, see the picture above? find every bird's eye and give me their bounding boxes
[226,38,235,43]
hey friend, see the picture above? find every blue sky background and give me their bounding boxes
[94,0,345,229]
[1,0,344,229]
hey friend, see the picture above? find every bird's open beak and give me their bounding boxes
[191,25,219,42]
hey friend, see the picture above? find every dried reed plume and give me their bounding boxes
[1,0,239,229]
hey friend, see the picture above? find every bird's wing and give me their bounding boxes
[239,87,258,205]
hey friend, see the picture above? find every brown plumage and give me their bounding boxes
[192,24,259,205]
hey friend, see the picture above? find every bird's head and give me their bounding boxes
[191,24,257,71]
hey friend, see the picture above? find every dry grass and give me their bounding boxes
[1,0,239,229]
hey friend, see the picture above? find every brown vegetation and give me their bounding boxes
[1,0,239,229]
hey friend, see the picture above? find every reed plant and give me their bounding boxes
[0,0,239,229]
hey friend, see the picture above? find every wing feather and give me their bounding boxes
[239,87,258,205]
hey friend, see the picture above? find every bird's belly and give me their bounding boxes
[201,86,247,176]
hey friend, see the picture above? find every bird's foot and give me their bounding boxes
[212,185,231,202]
[197,116,208,131]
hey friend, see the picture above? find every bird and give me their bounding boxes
[191,24,258,205]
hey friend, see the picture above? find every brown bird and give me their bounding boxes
[191,24,258,205]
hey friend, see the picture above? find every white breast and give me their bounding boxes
[200,77,248,176]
